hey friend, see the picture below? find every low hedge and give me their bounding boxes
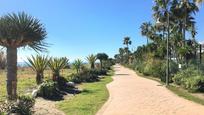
[173,67,204,92]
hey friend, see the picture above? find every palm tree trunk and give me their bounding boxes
[91,63,95,69]
[100,60,103,70]
[36,73,43,85]
[6,47,17,100]
[52,71,59,81]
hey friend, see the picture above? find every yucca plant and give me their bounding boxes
[26,55,48,85]
[72,59,83,74]
[86,54,97,69]
[48,57,69,81]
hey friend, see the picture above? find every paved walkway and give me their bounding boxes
[97,65,204,115]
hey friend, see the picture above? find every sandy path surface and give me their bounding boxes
[97,65,204,115]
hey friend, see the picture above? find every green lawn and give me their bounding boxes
[57,72,113,115]
[0,68,74,102]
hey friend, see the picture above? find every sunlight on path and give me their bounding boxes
[97,64,204,115]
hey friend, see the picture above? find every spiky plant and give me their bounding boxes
[72,59,83,74]
[26,55,48,85]
[86,54,97,69]
[48,57,69,81]
[0,12,47,100]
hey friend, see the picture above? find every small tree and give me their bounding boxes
[123,37,132,64]
[0,12,47,100]
[72,59,83,74]
[86,54,97,69]
[48,57,69,81]
[96,53,108,70]
[26,55,48,85]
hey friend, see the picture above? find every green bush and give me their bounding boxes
[37,80,63,100]
[57,76,69,91]
[0,95,35,115]
[71,69,100,83]
[173,67,204,92]
[158,61,178,82]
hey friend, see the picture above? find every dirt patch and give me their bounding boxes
[33,94,74,115]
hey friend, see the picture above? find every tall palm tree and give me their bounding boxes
[86,54,97,69]
[123,37,132,49]
[123,37,132,63]
[140,22,152,45]
[0,12,47,100]
[26,55,48,85]
[72,59,83,74]
[96,53,108,70]
[48,57,69,81]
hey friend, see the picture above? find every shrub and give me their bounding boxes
[97,69,108,76]
[37,80,63,100]
[0,95,35,115]
[57,76,69,91]
[157,61,178,82]
[173,67,204,92]
[185,75,204,92]
[71,69,100,83]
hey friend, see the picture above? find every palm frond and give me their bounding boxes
[0,12,47,52]
[26,55,48,73]
[48,57,69,73]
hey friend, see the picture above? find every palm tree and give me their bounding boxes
[0,12,47,100]
[96,53,108,70]
[72,59,83,74]
[48,57,69,81]
[140,22,152,45]
[123,37,132,64]
[123,37,132,49]
[86,54,97,69]
[26,55,48,85]
[119,48,125,63]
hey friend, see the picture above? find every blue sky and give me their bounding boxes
[0,0,203,62]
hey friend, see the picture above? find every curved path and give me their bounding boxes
[97,65,204,115]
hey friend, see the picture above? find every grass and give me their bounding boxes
[57,71,113,115]
[0,68,74,102]
[167,85,204,105]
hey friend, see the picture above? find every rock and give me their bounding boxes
[67,82,75,88]
[98,76,105,78]
[32,89,38,98]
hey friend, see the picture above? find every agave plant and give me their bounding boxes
[26,55,48,85]
[48,57,69,81]
[86,54,97,69]
[72,59,83,74]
